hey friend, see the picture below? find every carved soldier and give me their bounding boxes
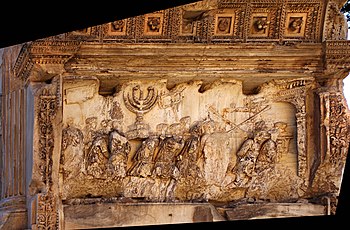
[232,134,258,187]
[255,132,278,173]
[179,116,192,135]
[197,120,217,173]
[85,135,110,179]
[152,123,185,201]
[233,129,270,187]
[128,136,159,178]
[108,131,131,179]
[85,117,98,142]
[176,122,203,180]
[152,123,185,179]
[61,126,84,180]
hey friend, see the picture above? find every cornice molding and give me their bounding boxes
[10,0,350,82]
[325,40,350,72]
[12,41,82,81]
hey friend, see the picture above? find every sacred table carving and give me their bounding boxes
[1,0,350,229]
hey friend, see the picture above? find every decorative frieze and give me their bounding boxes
[325,40,350,71]
[31,85,60,229]
[33,193,58,229]
[60,78,313,202]
[37,0,328,44]
[1,0,350,228]
[38,89,57,188]
[310,89,350,214]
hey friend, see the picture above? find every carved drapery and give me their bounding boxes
[59,78,310,203]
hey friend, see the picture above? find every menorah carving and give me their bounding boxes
[123,85,158,139]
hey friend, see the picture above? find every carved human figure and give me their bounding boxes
[85,117,98,142]
[152,123,184,179]
[255,132,278,173]
[232,134,258,187]
[176,122,208,200]
[108,131,131,179]
[179,116,191,135]
[128,136,159,177]
[197,120,217,173]
[232,129,270,187]
[272,121,289,162]
[85,135,110,179]
[176,122,203,180]
[156,123,169,140]
[61,126,84,180]
[152,123,185,201]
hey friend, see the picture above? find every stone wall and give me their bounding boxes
[1,0,350,229]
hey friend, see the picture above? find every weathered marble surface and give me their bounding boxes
[60,77,304,203]
[64,202,224,229]
[1,0,350,229]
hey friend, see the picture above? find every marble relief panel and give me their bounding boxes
[60,77,310,203]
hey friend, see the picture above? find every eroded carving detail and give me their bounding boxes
[34,87,58,229]
[215,14,234,35]
[277,89,307,178]
[123,84,159,139]
[265,79,314,179]
[85,134,109,179]
[144,13,163,36]
[232,122,271,187]
[311,91,350,202]
[285,13,307,37]
[61,78,311,203]
[110,19,127,35]
[36,193,57,230]
[328,94,349,164]
[250,14,270,37]
[38,88,57,189]
[324,0,348,40]
[108,131,131,179]
[61,126,84,181]
[128,136,159,178]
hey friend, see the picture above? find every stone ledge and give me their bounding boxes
[223,202,326,220]
[64,202,225,229]
[0,209,27,230]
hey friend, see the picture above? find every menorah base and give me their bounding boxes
[126,122,151,140]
